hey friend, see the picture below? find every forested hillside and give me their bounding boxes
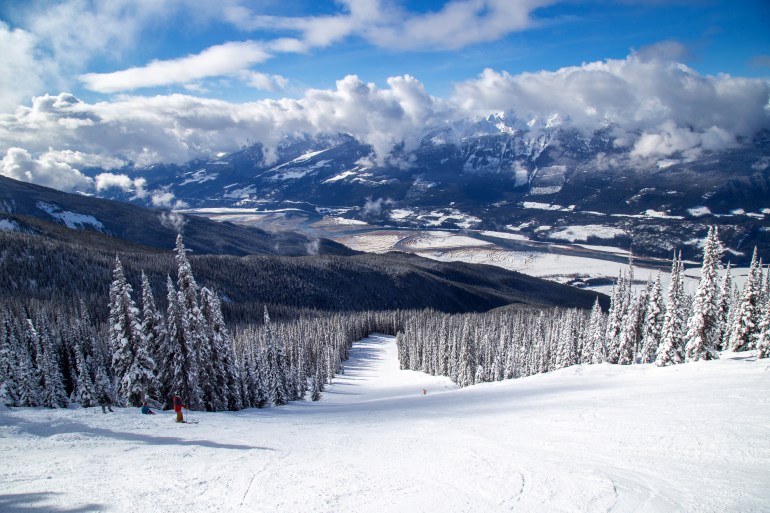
[0,175,352,257]
[0,228,603,324]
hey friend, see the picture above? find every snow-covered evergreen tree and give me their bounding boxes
[18,319,42,406]
[638,273,665,364]
[457,318,476,387]
[715,263,734,350]
[161,275,202,410]
[583,298,606,364]
[73,342,96,407]
[0,317,20,406]
[756,299,770,359]
[109,257,156,406]
[38,326,68,408]
[684,227,723,362]
[140,271,165,402]
[656,253,687,366]
[604,271,627,364]
[617,292,643,365]
[310,364,323,401]
[728,248,762,352]
[94,365,115,408]
[200,287,242,411]
[263,307,290,406]
[174,235,206,410]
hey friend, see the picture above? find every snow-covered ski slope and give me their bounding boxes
[1,334,769,513]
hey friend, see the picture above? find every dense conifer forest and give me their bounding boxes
[1,227,768,412]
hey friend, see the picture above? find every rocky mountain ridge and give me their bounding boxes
[77,116,770,263]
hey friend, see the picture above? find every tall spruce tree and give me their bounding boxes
[173,235,206,410]
[457,318,476,387]
[617,292,642,365]
[310,364,323,401]
[263,307,290,406]
[73,342,96,407]
[0,318,20,406]
[715,263,734,350]
[109,257,155,406]
[140,271,165,402]
[728,248,762,352]
[684,227,723,362]
[638,273,665,364]
[19,319,42,406]
[756,299,770,359]
[583,297,606,364]
[200,287,242,411]
[161,275,202,410]
[39,326,68,408]
[656,253,687,366]
[605,269,631,363]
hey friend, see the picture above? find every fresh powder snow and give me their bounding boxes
[1,334,768,512]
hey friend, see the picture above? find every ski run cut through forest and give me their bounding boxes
[1,334,769,512]
[1,227,770,512]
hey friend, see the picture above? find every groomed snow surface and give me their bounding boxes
[2,335,769,512]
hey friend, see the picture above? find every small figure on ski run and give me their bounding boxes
[140,403,156,415]
[172,395,187,423]
[99,390,114,413]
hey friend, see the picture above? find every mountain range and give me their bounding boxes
[83,114,770,264]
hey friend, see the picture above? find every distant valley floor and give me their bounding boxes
[183,209,752,295]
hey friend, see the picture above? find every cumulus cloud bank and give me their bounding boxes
[1,47,769,192]
[454,44,770,160]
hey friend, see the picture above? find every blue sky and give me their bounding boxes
[0,1,769,195]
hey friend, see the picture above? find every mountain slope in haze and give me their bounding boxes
[0,174,353,257]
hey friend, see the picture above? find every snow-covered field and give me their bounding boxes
[334,228,753,295]
[2,335,769,512]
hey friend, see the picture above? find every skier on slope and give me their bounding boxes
[140,402,156,415]
[172,395,187,423]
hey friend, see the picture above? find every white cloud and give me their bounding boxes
[159,210,187,232]
[225,0,555,51]
[153,190,188,210]
[298,74,447,160]
[363,197,393,216]
[0,75,447,168]
[366,0,556,50]
[26,0,175,66]
[0,0,193,112]
[44,149,125,170]
[1,147,93,191]
[0,22,52,113]
[453,46,770,158]
[94,173,148,198]
[241,71,289,92]
[80,41,272,93]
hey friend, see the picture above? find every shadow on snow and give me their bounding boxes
[0,493,104,513]
[1,415,273,452]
